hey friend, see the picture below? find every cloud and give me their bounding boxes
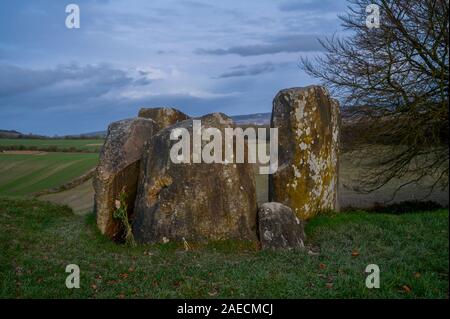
[0,91,241,135]
[196,34,324,56]
[0,0,342,135]
[178,1,216,10]
[216,62,289,78]
[278,0,346,13]
[0,63,151,98]
[0,62,243,135]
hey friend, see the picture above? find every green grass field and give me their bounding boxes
[0,139,447,299]
[0,152,98,197]
[0,198,447,298]
[0,138,104,152]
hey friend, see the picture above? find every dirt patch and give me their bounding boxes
[39,178,94,215]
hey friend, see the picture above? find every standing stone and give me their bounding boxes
[138,107,189,129]
[258,202,305,250]
[133,113,258,243]
[269,86,340,220]
[93,118,158,240]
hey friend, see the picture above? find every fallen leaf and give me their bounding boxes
[118,293,125,299]
[325,283,333,289]
[91,284,97,290]
[119,273,129,279]
[351,250,360,257]
[402,285,412,293]
[319,263,326,270]
[414,272,421,278]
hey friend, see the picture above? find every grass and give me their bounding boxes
[0,197,447,299]
[0,152,99,197]
[0,138,104,153]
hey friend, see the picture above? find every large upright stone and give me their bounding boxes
[138,107,189,129]
[133,113,258,243]
[269,86,340,220]
[93,118,158,240]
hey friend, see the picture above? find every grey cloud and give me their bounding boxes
[216,62,289,78]
[278,0,346,13]
[196,34,324,56]
[0,90,240,135]
[156,50,177,55]
[0,63,150,98]
[179,1,216,9]
[0,62,241,135]
[133,78,152,86]
[138,70,150,76]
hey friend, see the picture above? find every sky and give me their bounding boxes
[0,0,348,135]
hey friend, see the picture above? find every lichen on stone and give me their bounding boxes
[270,86,340,220]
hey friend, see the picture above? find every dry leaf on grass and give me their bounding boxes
[402,285,412,293]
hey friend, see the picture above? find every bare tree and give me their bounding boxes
[302,0,449,197]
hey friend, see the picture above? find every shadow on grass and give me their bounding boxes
[342,200,444,215]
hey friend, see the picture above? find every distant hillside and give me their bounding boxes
[0,129,23,138]
[64,131,107,139]
[0,129,48,139]
[231,113,271,125]
[0,113,272,139]
[75,113,272,137]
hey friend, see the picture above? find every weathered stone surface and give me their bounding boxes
[138,107,189,129]
[93,118,158,239]
[258,202,305,250]
[133,113,258,243]
[269,86,340,220]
